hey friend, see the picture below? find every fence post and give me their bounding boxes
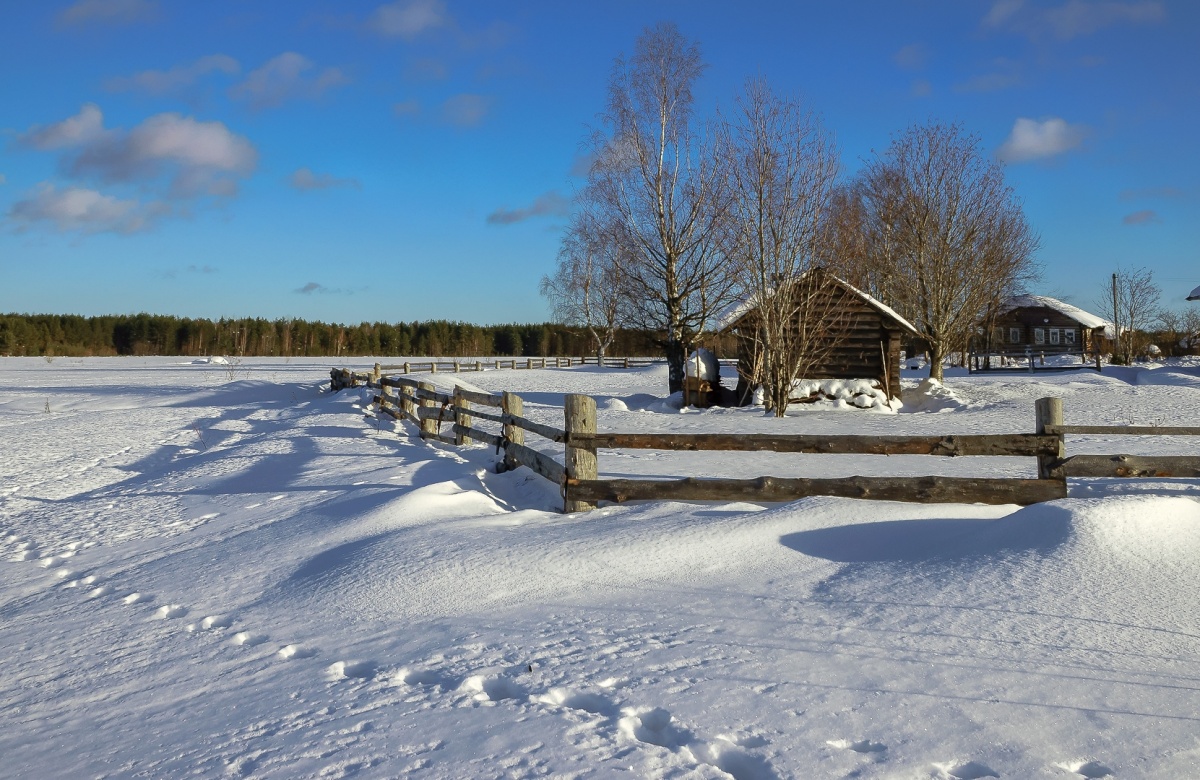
[502,391,523,471]
[372,362,381,385]
[403,361,410,374]
[454,386,471,446]
[380,380,393,414]
[476,360,482,371]
[418,381,437,439]
[564,394,598,513]
[431,362,438,374]
[623,357,629,369]
[401,381,415,422]
[1035,396,1065,481]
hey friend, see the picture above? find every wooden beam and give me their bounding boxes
[1047,425,1200,436]
[572,432,1059,457]
[568,475,1066,506]
[506,441,565,484]
[455,387,503,407]
[1061,455,1200,478]
[453,424,504,449]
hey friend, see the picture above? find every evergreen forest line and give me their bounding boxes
[0,313,670,358]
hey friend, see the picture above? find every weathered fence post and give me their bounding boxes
[623,357,629,369]
[454,385,471,446]
[1035,396,1065,481]
[431,362,438,374]
[418,381,437,439]
[564,394,598,513]
[401,381,415,421]
[381,380,393,414]
[454,361,460,373]
[502,391,523,471]
[476,360,482,371]
[403,361,410,374]
[372,363,381,385]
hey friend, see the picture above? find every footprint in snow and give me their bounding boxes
[232,631,268,647]
[155,604,188,619]
[277,644,317,660]
[1055,760,1114,778]
[535,687,617,716]
[123,593,150,605]
[394,666,458,690]
[460,674,528,702]
[185,615,234,632]
[87,585,113,599]
[935,760,999,779]
[327,660,378,681]
[828,738,887,754]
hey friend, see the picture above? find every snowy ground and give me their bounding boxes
[3,356,1200,779]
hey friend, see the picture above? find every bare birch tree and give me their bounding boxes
[857,122,1039,381]
[582,22,736,393]
[1098,266,1161,363]
[540,206,627,362]
[721,78,841,415]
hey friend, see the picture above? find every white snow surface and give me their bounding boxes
[4,356,1200,778]
[686,348,720,382]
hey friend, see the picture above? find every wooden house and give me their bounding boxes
[715,268,919,403]
[978,295,1111,357]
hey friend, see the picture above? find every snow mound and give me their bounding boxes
[902,377,968,413]
[685,348,720,381]
[191,356,230,365]
[790,378,897,412]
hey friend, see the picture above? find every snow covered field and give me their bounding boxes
[3,356,1200,779]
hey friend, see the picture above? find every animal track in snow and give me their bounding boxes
[232,632,268,647]
[535,687,617,715]
[123,593,150,605]
[155,604,188,619]
[394,666,457,690]
[460,673,527,702]
[935,760,999,779]
[828,738,887,754]
[186,615,234,632]
[1055,760,1114,778]
[327,660,378,681]
[87,585,113,599]
[277,644,317,660]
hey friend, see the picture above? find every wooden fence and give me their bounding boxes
[330,370,1199,511]
[354,356,676,378]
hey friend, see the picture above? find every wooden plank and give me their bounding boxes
[1061,455,1200,478]
[573,432,1059,457]
[381,376,421,390]
[1047,425,1200,436]
[455,387,503,407]
[568,475,1066,506]
[506,441,566,484]
[453,424,504,448]
[422,430,457,445]
[509,415,568,443]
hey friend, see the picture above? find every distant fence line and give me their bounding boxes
[362,356,737,376]
[330,367,1200,512]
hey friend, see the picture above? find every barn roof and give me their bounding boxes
[713,270,920,336]
[999,294,1113,336]
[1188,284,1200,301]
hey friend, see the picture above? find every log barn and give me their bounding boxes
[715,268,919,403]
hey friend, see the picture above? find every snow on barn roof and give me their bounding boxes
[1188,284,1200,301]
[713,270,920,336]
[1000,294,1113,335]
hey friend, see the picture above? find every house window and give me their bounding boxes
[1064,329,1076,345]
[1034,328,1045,345]
[1009,327,1021,344]
[1050,329,1061,345]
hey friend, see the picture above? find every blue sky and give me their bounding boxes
[2,0,1197,324]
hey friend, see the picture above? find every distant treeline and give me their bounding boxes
[0,313,674,358]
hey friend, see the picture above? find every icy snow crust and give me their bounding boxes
[3,357,1200,778]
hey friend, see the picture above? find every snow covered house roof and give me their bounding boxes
[1188,285,1200,301]
[713,269,920,336]
[998,294,1113,336]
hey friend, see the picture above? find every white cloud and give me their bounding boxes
[440,93,490,127]
[983,0,1165,40]
[106,54,240,95]
[393,99,421,118]
[8,183,164,234]
[19,104,106,150]
[57,0,157,26]
[289,168,361,191]
[487,191,569,225]
[1122,209,1160,225]
[230,53,349,110]
[997,117,1087,163]
[369,0,449,39]
[893,44,928,70]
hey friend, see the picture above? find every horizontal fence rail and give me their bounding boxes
[332,369,1197,512]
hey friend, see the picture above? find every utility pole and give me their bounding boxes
[1111,272,1121,360]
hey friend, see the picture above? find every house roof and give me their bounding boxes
[999,294,1113,337]
[1188,284,1200,301]
[713,269,920,337]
